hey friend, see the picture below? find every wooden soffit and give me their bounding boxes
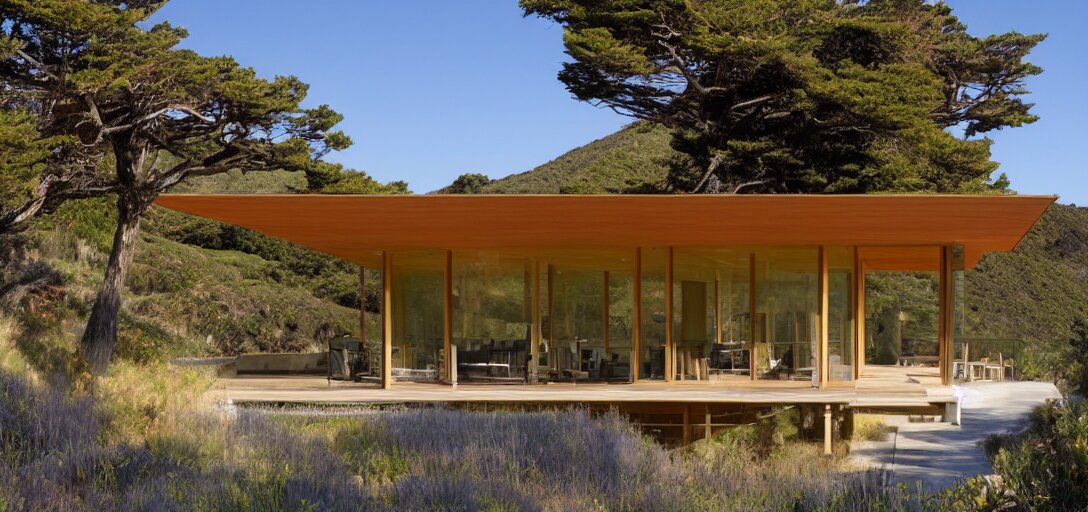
[154,194,1055,270]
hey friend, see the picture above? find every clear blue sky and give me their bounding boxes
[151,1,1086,204]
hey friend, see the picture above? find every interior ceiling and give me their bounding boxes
[154,194,1056,270]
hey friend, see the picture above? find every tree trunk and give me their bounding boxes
[81,193,146,374]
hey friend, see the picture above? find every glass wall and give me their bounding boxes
[390,251,444,382]
[550,268,603,379]
[754,248,820,382]
[452,252,530,382]
[828,247,855,382]
[639,248,668,380]
[671,249,752,380]
[718,251,752,378]
[951,244,967,382]
[376,245,869,387]
[607,271,634,381]
[673,252,714,380]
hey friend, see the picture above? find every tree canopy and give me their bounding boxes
[0,0,398,372]
[448,173,493,194]
[522,0,1043,194]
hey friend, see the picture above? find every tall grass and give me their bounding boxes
[1,359,960,512]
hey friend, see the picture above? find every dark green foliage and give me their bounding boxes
[865,272,939,364]
[523,0,1043,193]
[446,173,493,194]
[1061,320,1088,396]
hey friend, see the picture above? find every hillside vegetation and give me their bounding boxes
[472,123,677,194]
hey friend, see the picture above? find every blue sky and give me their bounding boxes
[151,1,1086,204]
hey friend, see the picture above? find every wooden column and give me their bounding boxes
[938,246,954,385]
[818,246,830,389]
[530,261,541,383]
[665,247,675,383]
[603,271,610,354]
[443,250,453,384]
[381,251,393,389]
[631,248,642,383]
[714,275,723,345]
[548,264,556,374]
[854,248,865,381]
[359,267,366,343]
[749,253,758,381]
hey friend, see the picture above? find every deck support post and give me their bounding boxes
[943,400,961,425]
[704,405,712,441]
[381,251,393,390]
[682,404,691,445]
[823,404,833,455]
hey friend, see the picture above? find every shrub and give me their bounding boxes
[853,414,893,442]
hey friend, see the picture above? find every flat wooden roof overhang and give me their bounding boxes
[154,194,1055,270]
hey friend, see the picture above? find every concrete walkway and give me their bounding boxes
[850,381,1061,491]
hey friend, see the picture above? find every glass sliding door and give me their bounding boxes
[606,270,634,381]
[755,248,820,382]
[828,247,855,382]
[639,248,668,380]
[673,251,717,380]
[717,250,752,380]
[549,268,604,380]
[452,252,530,382]
[390,251,445,382]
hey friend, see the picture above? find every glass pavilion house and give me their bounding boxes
[156,194,1054,392]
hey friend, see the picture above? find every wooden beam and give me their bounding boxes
[443,250,453,384]
[381,251,393,389]
[665,247,674,383]
[818,246,830,389]
[632,248,642,383]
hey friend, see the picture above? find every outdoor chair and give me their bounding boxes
[327,337,363,383]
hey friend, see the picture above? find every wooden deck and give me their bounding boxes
[215,365,952,410]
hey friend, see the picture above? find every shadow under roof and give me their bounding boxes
[154,194,1056,269]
